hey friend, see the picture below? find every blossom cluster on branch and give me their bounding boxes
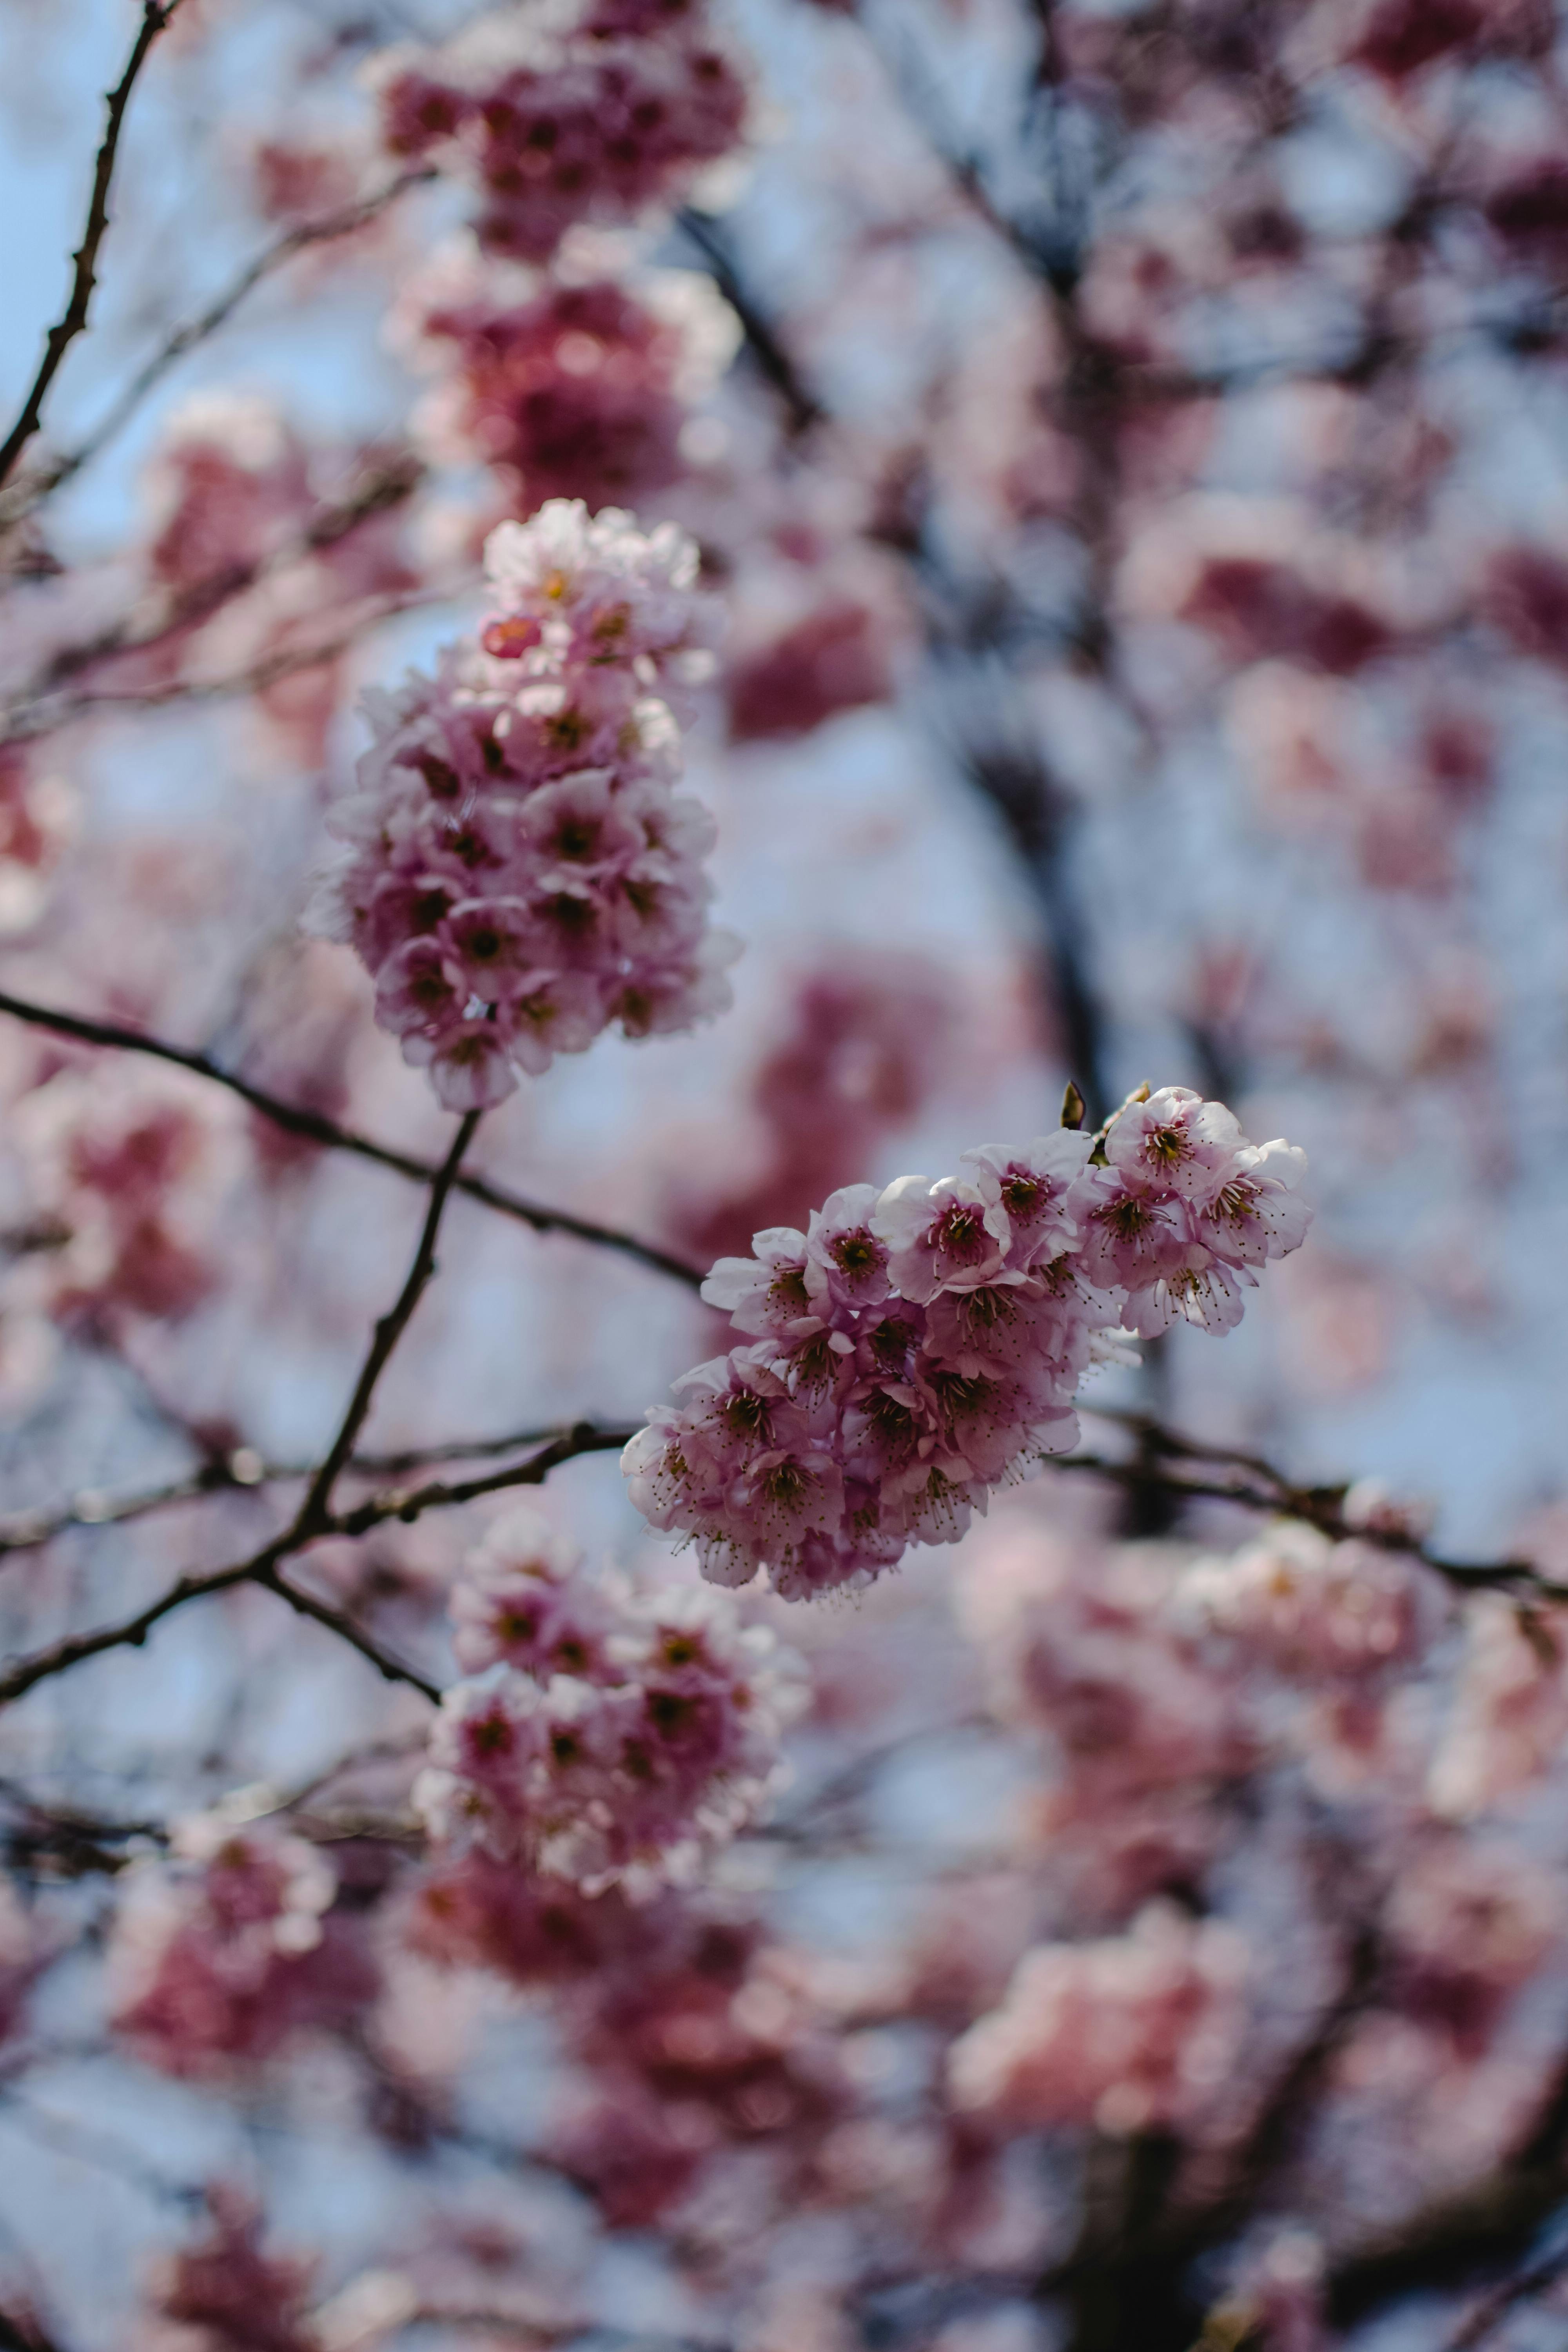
[415,1504,805,1895]
[308,496,733,1107]
[375,0,748,263]
[626,1087,1311,1598]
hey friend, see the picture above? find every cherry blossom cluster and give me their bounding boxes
[107,1814,374,2076]
[625,1087,1311,1599]
[947,1901,1251,2140]
[13,1061,246,1328]
[376,0,748,264]
[414,1506,806,1896]
[308,497,733,1109]
[405,258,733,515]
[0,744,74,937]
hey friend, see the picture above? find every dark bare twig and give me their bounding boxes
[331,1421,637,1536]
[9,167,437,517]
[0,1423,636,1710]
[0,1421,591,1562]
[0,989,706,1290]
[0,1532,300,1707]
[676,211,824,435]
[1049,1449,1542,1593]
[0,0,186,491]
[2,581,470,743]
[295,1111,480,1529]
[253,1561,442,1701]
[2,453,426,736]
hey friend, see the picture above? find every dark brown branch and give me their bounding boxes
[676,211,825,435]
[252,1561,442,1702]
[295,1111,481,1528]
[0,0,185,491]
[1049,1448,1543,1594]
[0,1422,636,1709]
[7,167,437,517]
[3,583,468,742]
[0,989,705,1289]
[0,1534,297,1706]
[0,1422,586,1561]
[332,1421,639,1537]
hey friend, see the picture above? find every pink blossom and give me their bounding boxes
[109,1817,375,2076]
[411,274,693,510]
[421,1532,805,1893]
[1428,1595,1568,1818]
[1103,1086,1248,1208]
[1180,1523,1439,1685]
[872,1174,1013,1303]
[14,1062,247,1328]
[142,2187,318,2352]
[700,1227,824,1342]
[960,1131,1098,1272]
[947,1903,1251,2137]
[308,500,731,1099]
[806,1182,895,1311]
[1386,1837,1560,2042]
[449,1505,617,1680]
[628,1091,1312,1597]
[375,6,748,264]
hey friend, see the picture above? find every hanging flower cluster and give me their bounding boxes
[376,0,748,265]
[107,1816,373,2076]
[414,1507,806,1897]
[308,498,734,1108]
[624,1088,1311,1600]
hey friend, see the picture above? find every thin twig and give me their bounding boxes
[254,1561,442,1702]
[296,1110,480,1529]
[0,0,186,491]
[0,1533,297,1706]
[9,167,437,517]
[2,453,425,733]
[0,1422,636,1709]
[332,1421,640,1537]
[0,989,706,1289]
[0,1421,589,1562]
[2,583,469,743]
[1048,1449,1543,1592]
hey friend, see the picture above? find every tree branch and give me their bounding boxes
[0,1423,637,1710]
[3,582,469,742]
[6,166,436,519]
[1049,1445,1543,1594]
[0,1420,604,1563]
[0,988,705,1289]
[295,1111,480,1529]
[0,0,186,491]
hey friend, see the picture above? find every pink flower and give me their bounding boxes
[872,1173,1013,1302]
[1103,1085,1248,1207]
[450,1506,618,1681]
[373,936,468,1038]
[701,1227,825,1342]
[421,1533,804,1894]
[308,502,730,1105]
[403,1018,521,1109]
[108,1817,374,2076]
[806,1182,894,1311]
[628,1094,1310,1597]
[1181,1524,1437,1684]
[961,1131,1098,1271]
[947,1904,1250,2137]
